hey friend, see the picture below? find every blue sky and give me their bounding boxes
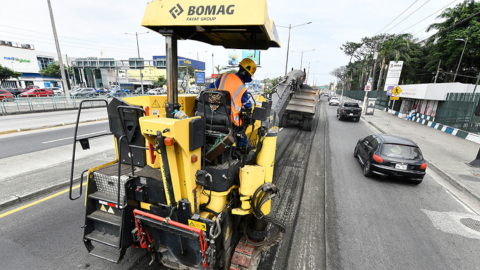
[0,0,460,85]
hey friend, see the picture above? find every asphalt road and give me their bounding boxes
[323,101,480,270]
[0,121,109,159]
[2,98,480,269]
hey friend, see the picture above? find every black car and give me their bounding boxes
[337,102,362,122]
[354,134,426,184]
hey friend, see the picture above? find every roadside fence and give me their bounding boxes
[435,92,480,134]
[0,94,139,116]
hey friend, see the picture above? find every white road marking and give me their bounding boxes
[42,131,108,144]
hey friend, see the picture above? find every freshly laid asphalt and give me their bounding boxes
[2,98,480,269]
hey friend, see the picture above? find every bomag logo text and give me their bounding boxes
[186,5,235,21]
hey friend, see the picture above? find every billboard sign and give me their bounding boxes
[228,50,261,66]
[195,71,205,84]
[228,51,240,66]
[384,61,404,91]
[242,50,260,65]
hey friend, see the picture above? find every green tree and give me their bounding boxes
[214,65,221,74]
[376,34,413,90]
[0,64,22,85]
[40,62,72,78]
[425,0,480,82]
[154,75,166,87]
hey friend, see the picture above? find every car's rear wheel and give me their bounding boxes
[355,117,360,122]
[363,160,372,177]
[337,113,342,120]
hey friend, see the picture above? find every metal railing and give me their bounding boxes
[0,93,143,116]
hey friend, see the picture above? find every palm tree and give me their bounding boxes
[376,34,413,90]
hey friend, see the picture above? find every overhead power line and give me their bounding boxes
[418,10,480,43]
[0,24,161,51]
[0,34,162,55]
[399,0,458,34]
[385,0,432,33]
[376,0,419,34]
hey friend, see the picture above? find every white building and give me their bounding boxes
[395,83,478,118]
[0,40,70,89]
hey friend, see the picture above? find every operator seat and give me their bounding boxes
[195,90,233,133]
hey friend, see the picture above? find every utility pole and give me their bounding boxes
[125,32,149,95]
[454,38,468,82]
[434,60,442,83]
[47,0,70,98]
[278,22,311,75]
[285,24,291,75]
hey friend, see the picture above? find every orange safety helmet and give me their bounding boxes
[239,58,257,77]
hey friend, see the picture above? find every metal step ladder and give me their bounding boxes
[83,165,131,263]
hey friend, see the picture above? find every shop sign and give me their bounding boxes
[3,57,31,63]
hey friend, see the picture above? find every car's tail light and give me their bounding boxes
[342,108,344,112]
[420,162,427,170]
[373,154,384,163]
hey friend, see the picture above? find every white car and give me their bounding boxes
[147,88,165,95]
[329,98,340,106]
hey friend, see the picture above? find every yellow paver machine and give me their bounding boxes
[69,1,287,269]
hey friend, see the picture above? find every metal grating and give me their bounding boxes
[460,218,480,232]
[93,172,129,198]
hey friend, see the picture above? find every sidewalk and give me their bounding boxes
[360,104,480,203]
[0,109,113,210]
[0,108,108,134]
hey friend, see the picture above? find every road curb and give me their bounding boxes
[0,117,108,136]
[0,177,82,209]
[362,117,480,204]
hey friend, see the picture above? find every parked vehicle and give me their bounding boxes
[6,88,26,97]
[337,102,362,122]
[106,89,128,98]
[0,89,15,101]
[329,97,340,106]
[46,87,62,96]
[71,88,99,98]
[20,88,54,97]
[25,85,40,90]
[147,88,165,95]
[328,95,336,101]
[354,134,426,184]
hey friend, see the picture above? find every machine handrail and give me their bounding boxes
[69,99,110,201]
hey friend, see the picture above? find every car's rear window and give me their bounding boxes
[381,144,423,160]
[344,103,359,107]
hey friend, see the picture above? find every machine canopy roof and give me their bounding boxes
[142,0,281,50]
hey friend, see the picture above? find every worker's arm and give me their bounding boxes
[241,91,252,109]
[206,77,222,89]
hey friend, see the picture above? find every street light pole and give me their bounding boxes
[126,31,149,95]
[292,49,315,71]
[454,38,468,82]
[47,0,70,98]
[278,22,311,75]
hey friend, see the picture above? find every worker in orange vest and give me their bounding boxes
[206,58,257,148]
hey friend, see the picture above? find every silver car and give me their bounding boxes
[329,98,340,106]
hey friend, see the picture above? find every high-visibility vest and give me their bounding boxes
[217,74,247,126]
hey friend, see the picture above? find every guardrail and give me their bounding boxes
[0,93,141,116]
